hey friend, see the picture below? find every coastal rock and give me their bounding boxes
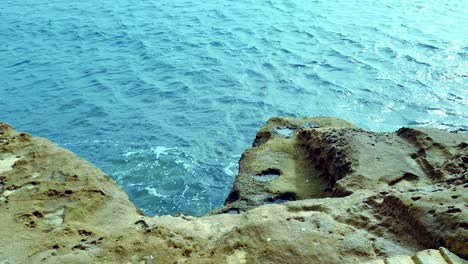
[223,117,467,209]
[363,247,467,264]
[0,118,467,263]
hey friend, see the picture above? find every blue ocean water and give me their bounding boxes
[1,0,467,216]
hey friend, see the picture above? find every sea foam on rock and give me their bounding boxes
[0,118,466,263]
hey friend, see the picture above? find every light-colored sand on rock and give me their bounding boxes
[0,118,466,263]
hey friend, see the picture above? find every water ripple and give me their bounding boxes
[1,0,467,215]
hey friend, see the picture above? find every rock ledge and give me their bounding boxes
[0,117,466,263]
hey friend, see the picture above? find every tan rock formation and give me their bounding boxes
[0,118,466,263]
[363,247,466,264]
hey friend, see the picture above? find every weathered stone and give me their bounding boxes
[0,118,466,263]
[222,117,467,259]
[363,247,467,264]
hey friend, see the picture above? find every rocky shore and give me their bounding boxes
[0,117,466,263]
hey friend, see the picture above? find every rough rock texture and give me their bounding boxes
[0,117,467,263]
[363,247,466,264]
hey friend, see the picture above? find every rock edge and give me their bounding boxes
[0,117,466,263]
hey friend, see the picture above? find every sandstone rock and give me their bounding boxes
[363,247,467,264]
[223,117,467,212]
[0,118,466,263]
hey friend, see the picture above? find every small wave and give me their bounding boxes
[427,108,448,117]
[417,42,441,51]
[402,55,432,67]
[145,187,168,198]
[6,60,31,68]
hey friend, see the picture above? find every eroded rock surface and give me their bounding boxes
[0,118,466,263]
[363,247,466,264]
[221,117,467,260]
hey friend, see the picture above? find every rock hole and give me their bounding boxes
[265,192,297,204]
[287,216,305,222]
[92,189,106,196]
[224,208,241,214]
[446,208,461,214]
[451,195,460,199]
[17,214,32,222]
[27,221,36,228]
[225,190,240,203]
[134,220,149,229]
[253,131,272,147]
[47,189,60,196]
[52,245,59,249]
[72,245,88,251]
[78,230,93,236]
[301,123,320,129]
[6,185,18,191]
[254,168,281,182]
[389,173,419,186]
[411,196,421,201]
[272,126,296,138]
[32,211,43,218]
[428,209,436,215]
[182,249,193,257]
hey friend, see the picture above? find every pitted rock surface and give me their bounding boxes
[0,118,466,263]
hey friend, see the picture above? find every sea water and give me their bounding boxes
[1,0,467,215]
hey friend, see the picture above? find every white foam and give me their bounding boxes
[223,162,238,177]
[180,185,190,198]
[428,109,448,117]
[123,146,174,158]
[151,146,172,159]
[145,187,168,198]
